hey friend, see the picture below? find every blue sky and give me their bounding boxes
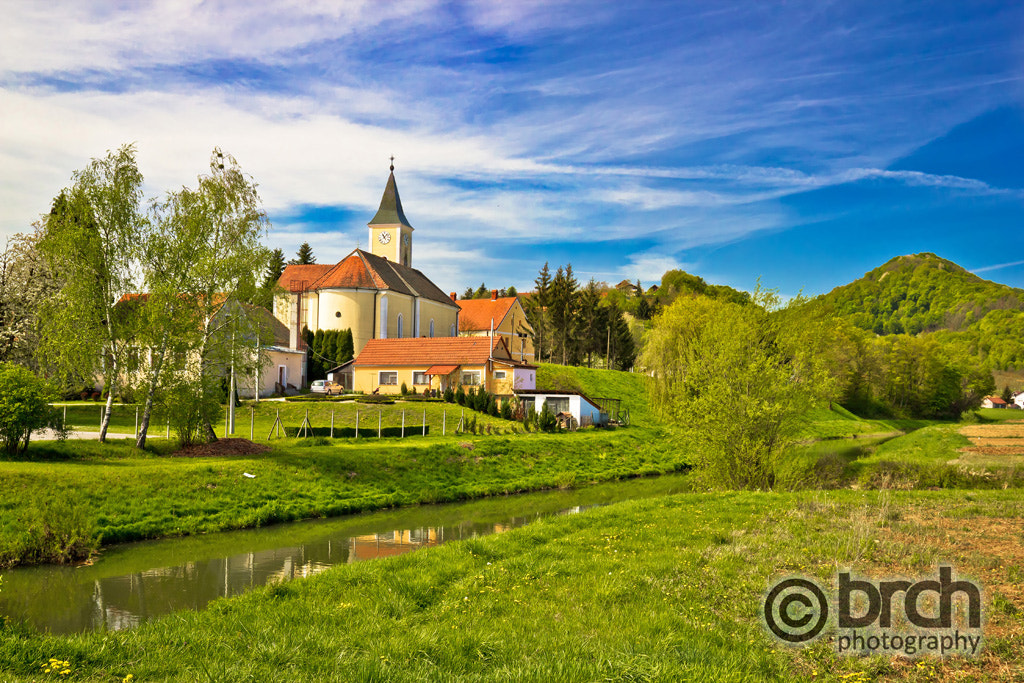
[2,1,1023,297]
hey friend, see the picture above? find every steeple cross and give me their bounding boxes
[389,156,395,172]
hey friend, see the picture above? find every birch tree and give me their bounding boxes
[167,148,271,443]
[38,144,144,442]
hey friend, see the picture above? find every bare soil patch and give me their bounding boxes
[174,438,271,458]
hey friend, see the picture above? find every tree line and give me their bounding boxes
[642,291,995,490]
[0,144,272,448]
[522,263,635,370]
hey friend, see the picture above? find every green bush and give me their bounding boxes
[0,363,60,455]
[400,382,408,396]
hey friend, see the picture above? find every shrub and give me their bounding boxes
[400,382,408,396]
[500,399,513,421]
[443,387,454,403]
[0,363,60,455]
[455,385,466,406]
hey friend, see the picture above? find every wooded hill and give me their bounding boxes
[815,253,1024,371]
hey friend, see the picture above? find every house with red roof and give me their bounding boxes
[457,291,534,363]
[273,165,461,388]
[982,395,1008,409]
[351,336,536,396]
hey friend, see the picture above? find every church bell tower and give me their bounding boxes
[368,158,413,266]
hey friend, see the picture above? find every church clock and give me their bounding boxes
[378,231,392,245]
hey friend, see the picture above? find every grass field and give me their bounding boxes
[0,428,691,568]
[2,488,1021,681]
[56,398,519,439]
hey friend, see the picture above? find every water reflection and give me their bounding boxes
[0,478,680,634]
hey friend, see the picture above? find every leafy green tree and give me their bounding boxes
[290,242,316,265]
[169,149,271,441]
[0,363,59,455]
[37,144,145,442]
[642,291,831,489]
[1001,385,1013,404]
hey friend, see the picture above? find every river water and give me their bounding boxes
[0,474,688,634]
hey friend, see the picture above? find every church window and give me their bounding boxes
[335,311,341,318]
[380,296,388,339]
[379,371,398,386]
[429,319,435,337]
[450,323,456,337]
[397,313,404,338]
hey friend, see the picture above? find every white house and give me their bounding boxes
[514,389,609,427]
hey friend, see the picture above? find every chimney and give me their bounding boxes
[289,293,300,349]
[449,292,457,301]
[491,289,498,300]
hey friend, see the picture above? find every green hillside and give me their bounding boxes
[817,252,1024,335]
[535,363,652,423]
[817,253,1024,370]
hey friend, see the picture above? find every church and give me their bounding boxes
[272,164,461,390]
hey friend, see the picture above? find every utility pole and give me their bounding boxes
[606,325,611,369]
[228,326,236,435]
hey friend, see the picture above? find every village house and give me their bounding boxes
[982,395,1008,409]
[350,336,536,396]
[273,164,461,390]
[457,291,534,363]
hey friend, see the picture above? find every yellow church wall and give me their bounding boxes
[418,299,459,338]
[380,293,415,340]
[315,289,378,352]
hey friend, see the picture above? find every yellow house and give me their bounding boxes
[352,336,537,397]
[273,166,461,387]
[457,291,534,363]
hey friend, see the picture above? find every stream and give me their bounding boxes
[0,474,689,634]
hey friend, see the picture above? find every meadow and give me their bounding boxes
[2,488,1021,681]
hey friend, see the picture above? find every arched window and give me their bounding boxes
[450,323,456,337]
[379,296,388,339]
[429,319,435,337]
[397,313,404,339]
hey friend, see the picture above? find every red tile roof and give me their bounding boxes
[278,264,334,292]
[458,296,519,332]
[354,336,511,367]
[279,250,457,308]
[986,396,1008,405]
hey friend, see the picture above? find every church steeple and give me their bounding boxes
[368,159,414,266]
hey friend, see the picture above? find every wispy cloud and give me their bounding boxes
[3,1,1023,294]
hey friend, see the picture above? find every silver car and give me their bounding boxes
[310,379,342,395]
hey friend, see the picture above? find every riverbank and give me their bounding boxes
[0,428,691,568]
[2,488,1020,681]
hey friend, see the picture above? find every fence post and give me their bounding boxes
[166,417,170,440]
[356,408,359,439]
[331,410,335,439]
[250,407,254,441]
[378,410,382,439]
[401,410,405,439]
[135,406,139,438]
[443,410,446,436]
[63,405,67,429]
[305,408,309,439]
[276,409,281,438]
[422,408,426,436]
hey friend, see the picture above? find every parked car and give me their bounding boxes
[310,379,342,395]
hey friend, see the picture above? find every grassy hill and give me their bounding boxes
[816,252,1024,335]
[816,252,1024,371]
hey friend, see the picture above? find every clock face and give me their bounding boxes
[378,231,391,245]
[402,233,410,246]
